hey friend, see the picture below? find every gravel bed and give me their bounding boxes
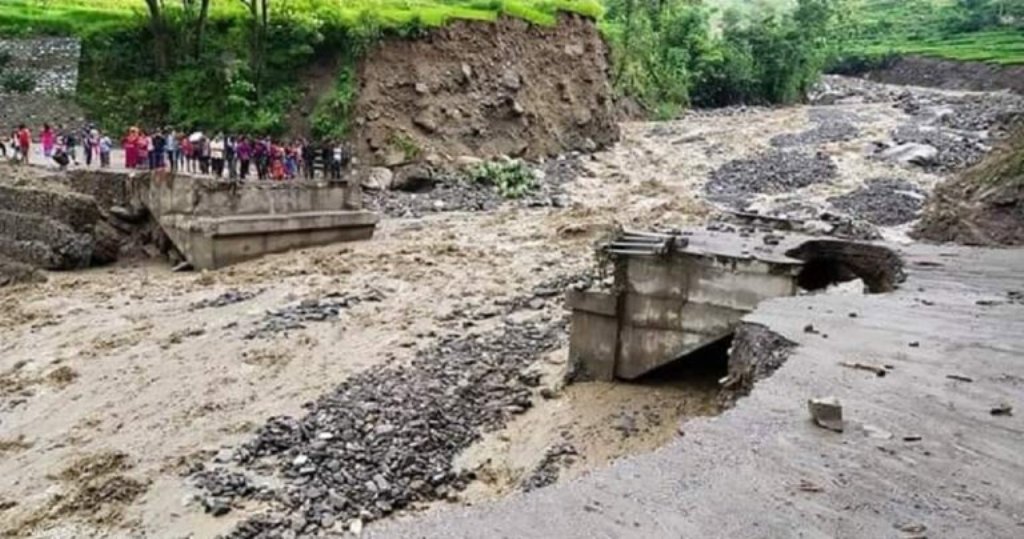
[828,178,925,226]
[705,150,838,207]
[190,289,259,310]
[770,121,859,147]
[193,277,588,538]
[244,292,382,340]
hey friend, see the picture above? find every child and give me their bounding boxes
[99,134,112,168]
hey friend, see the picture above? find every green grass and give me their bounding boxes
[842,0,1024,65]
[852,29,1024,65]
[0,0,604,37]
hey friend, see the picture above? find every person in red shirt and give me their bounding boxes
[16,124,31,164]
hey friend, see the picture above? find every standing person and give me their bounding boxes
[236,136,251,180]
[284,142,297,179]
[253,138,267,180]
[99,132,112,168]
[182,136,194,173]
[199,136,211,175]
[123,128,138,169]
[137,130,150,170]
[62,125,79,165]
[40,124,55,162]
[270,142,285,180]
[166,129,179,173]
[210,134,225,177]
[301,139,316,180]
[81,124,94,167]
[16,124,31,165]
[225,135,237,179]
[331,141,347,180]
[153,129,167,169]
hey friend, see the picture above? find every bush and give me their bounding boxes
[469,160,537,198]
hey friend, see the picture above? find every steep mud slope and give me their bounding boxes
[914,128,1024,245]
[858,55,1024,95]
[350,13,619,166]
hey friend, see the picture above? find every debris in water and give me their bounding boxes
[797,479,824,493]
[840,362,887,377]
[808,397,844,432]
[990,403,1013,416]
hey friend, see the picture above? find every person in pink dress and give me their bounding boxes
[40,124,55,160]
[124,127,139,169]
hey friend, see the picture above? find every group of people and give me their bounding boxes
[1,123,113,169]
[120,128,351,181]
[2,123,351,182]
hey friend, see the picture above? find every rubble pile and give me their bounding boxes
[190,289,260,310]
[828,178,925,226]
[705,150,838,208]
[244,292,384,340]
[771,109,861,148]
[196,283,572,537]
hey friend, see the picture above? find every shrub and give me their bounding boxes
[469,160,537,198]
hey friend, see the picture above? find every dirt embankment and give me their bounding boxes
[0,166,165,284]
[857,55,1024,95]
[349,14,619,168]
[914,127,1024,245]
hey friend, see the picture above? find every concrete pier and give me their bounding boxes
[568,228,902,380]
[144,174,378,269]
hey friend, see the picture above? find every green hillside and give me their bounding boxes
[843,0,1024,65]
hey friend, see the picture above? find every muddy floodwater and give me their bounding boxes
[1,76,1022,537]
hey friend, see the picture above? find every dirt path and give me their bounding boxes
[1,78,1018,537]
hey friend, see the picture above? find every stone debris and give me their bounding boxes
[813,75,1023,173]
[520,443,579,492]
[828,178,925,227]
[190,289,259,310]
[705,150,838,208]
[770,109,860,147]
[808,397,844,432]
[839,362,888,377]
[244,292,382,340]
[990,403,1013,417]
[197,282,571,537]
[366,157,581,218]
[797,479,824,493]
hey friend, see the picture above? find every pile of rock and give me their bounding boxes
[828,178,925,226]
[244,292,383,340]
[771,109,861,148]
[190,289,260,310]
[705,150,838,208]
[196,283,571,537]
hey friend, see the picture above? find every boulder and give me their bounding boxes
[879,143,939,166]
[390,165,434,192]
[362,168,394,191]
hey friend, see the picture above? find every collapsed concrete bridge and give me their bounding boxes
[568,228,903,381]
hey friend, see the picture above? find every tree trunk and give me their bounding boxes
[144,0,169,73]
[194,0,211,61]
